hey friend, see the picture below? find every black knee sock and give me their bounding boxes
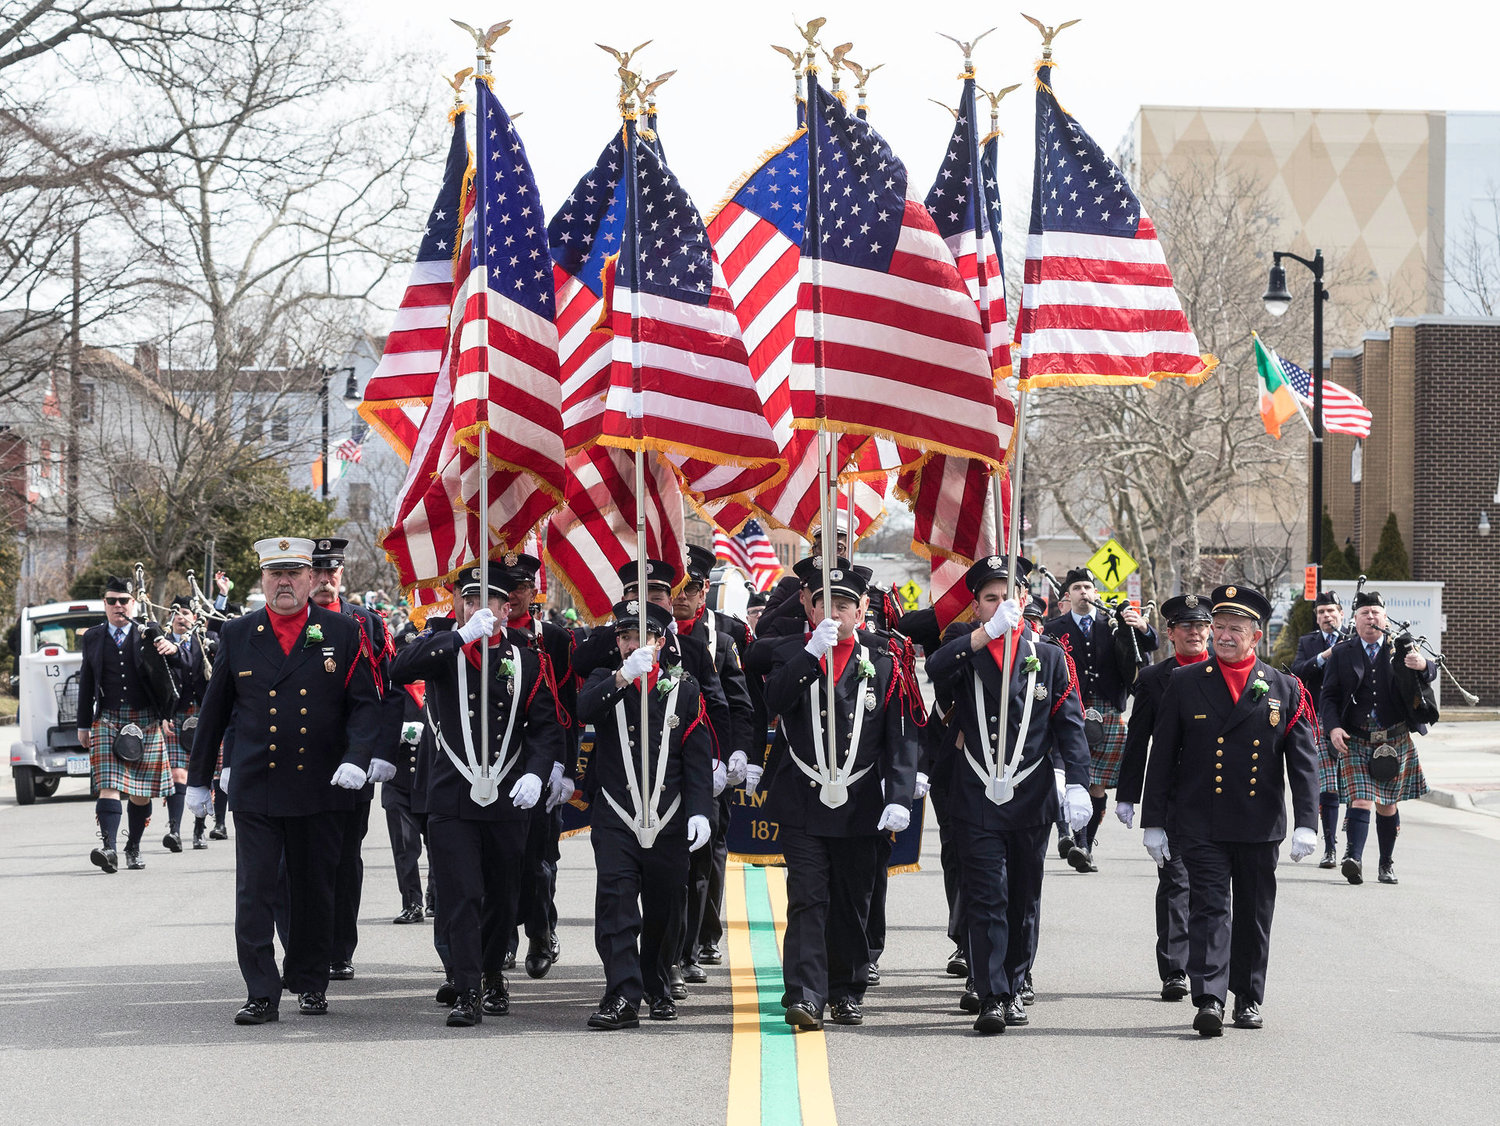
[166,782,186,833]
[1319,793,1340,848]
[125,800,150,849]
[193,815,207,834]
[96,798,122,850]
[214,785,227,824]
[1376,810,1400,865]
[1085,793,1107,849]
[1344,807,1371,862]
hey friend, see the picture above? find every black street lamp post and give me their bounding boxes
[1263,249,1329,592]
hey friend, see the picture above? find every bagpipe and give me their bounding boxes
[1035,564,1155,680]
[130,562,181,720]
[1378,616,1478,726]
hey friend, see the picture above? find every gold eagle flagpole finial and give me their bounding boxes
[452,19,511,75]
[793,16,826,72]
[598,41,653,116]
[820,41,853,94]
[927,98,959,121]
[976,81,1022,135]
[1020,13,1081,61]
[841,55,883,115]
[937,27,996,77]
[642,69,676,117]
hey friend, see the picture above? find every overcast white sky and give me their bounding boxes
[351,0,1498,222]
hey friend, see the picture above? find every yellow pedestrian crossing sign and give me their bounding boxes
[1085,538,1137,591]
[898,580,923,612]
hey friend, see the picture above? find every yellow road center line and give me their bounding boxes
[762,866,838,1126]
[726,862,761,1126]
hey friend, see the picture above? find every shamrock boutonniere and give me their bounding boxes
[656,670,680,696]
[1022,655,1042,674]
[303,623,324,648]
[857,657,877,679]
[1250,676,1270,700]
[498,657,517,679]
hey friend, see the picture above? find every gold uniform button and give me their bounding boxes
[1215,775,1222,783]
[269,726,277,733]
[1252,739,1260,747]
[257,624,264,632]
[1205,665,1213,673]
[270,708,277,716]
[1252,753,1259,760]
[300,689,307,696]
[1216,750,1224,757]
[1216,737,1224,744]
[300,708,307,715]
[1214,787,1222,794]
[1249,790,1256,797]
[269,762,277,769]
[300,727,307,734]
[297,764,304,771]
[269,744,276,751]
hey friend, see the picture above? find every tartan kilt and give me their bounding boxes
[1340,730,1428,804]
[162,705,197,771]
[90,705,171,798]
[1084,697,1127,788]
[1315,734,1341,795]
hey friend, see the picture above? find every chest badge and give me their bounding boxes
[666,713,680,729]
[864,691,878,712]
[1268,697,1281,727]
[324,657,337,674]
[1033,683,1048,702]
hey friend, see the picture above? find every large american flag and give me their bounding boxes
[1015,64,1215,389]
[449,78,566,547]
[361,111,470,462]
[713,518,783,591]
[789,77,1003,469]
[705,128,889,539]
[1275,350,1374,438]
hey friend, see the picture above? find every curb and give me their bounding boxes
[1422,787,1500,819]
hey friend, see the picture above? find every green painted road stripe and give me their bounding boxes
[744,865,802,1124]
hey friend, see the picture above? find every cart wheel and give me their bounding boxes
[35,774,60,798]
[13,767,36,805]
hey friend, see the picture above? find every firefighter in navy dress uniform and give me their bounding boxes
[925,556,1091,1034]
[382,626,432,924]
[761,557,918,1032]
[185,538,385,1025]
[1114,593,1212,1003]
[390,561,564,1026]
[575,600,714,1030]
[1141,584,1320,1036]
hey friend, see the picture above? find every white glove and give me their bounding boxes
[367,758,396,784]
[545,762,574,811]
[1054,768,1066,805]
[743,763,763,797]
[913,772,931,800]
[219,766,232,796]
[620,645,656,683]
[726,749,749,786]
[331,762,368,789]
[686,814,712,852]
[712,759,728,796]
[186,785,213,819]
[983,597,1022,640]
[804,617,840,659]
[1143,827,1170,868]
[876,803,911,833]
[509,772,542,809]
[457,607,497,645]
[1064,784,1092,833]
[1289,826,1318,863]
[1115,801,1135,829]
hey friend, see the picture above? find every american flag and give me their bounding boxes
[361,111,470,462]
[450,77,566,548]
[712,518,783,591]
[1275,350,1374,438]
[334,437,362,464]
[1015,64,1215,389]
[789,78,1003,469]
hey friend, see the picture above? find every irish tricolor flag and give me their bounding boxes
[1253,333,1300,440]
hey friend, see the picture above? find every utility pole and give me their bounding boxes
[65,231,81,588]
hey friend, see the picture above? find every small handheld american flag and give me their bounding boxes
[712,518,783,592]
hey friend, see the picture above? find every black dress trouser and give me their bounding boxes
[779,824,879,1011]
[591,817,689,1006]
[234,809,347,999]
[1155,843,1191,982]
[953,821,1050,1001]
[383,788,425,910]
[427,815,528,993]
[1176,835,1279,1008]
[331,798,371,963]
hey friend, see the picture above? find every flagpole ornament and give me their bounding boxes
[641,69,676,117]
[451,18,510,72]
[842,56,883,113]
[821,41,853,94]
[977,81,1022,136]
[928,98,959,121]
[1019,13,1081,60]
[794,15,826,71]
[937,27,996,75]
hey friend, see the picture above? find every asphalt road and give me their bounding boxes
[4,743,1499,1125]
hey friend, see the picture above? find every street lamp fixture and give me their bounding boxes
[1261,248,1329,590]
[341,370,362,410]
[1480,510,1492,537]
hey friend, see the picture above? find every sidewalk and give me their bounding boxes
[1414,720,1500,816]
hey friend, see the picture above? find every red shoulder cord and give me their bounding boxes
[535,650,571,727]
[1050,647,1079,717]
[346,622,375,691]
[1289,675,1320,739]
[683,694,708,745]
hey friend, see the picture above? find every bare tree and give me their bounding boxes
[1443,180,1500,316]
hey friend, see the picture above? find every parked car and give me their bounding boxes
[8,600,105,804]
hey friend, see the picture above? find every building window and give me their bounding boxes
[270,410,288,442]
[76,383,94,422]
[347,482,370,522]
[244,406,262,441]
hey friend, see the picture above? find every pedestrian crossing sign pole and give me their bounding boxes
[1084,537,1137,591]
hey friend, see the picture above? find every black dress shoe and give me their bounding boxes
[1057,833,1074,860]
[393,905,425,924]
[501,951,516,970]
[192,827,208,850]
[1019,972,1035,1006]
[1004,998,1029,1026]
[958,989,981,1014]
[1378,862,1398,885]
[297,991,328,1015]
[90,847,118,874]
[435,979,459,1006]
[425,902,436,918]
[697,943,723,966]
[682,961,708,984]
[525,934,559,979]
[447,989,482,1027]
[1341,855,1363,885]
[124,848,145,870]
[588,995,639,1030]
[865,963,880,987]
[1232,1002,1264,1029]
[973,997,1006,1035]
[162,831,182,853]
[784,1000,823,1030]
[1193,999,1224,1037]
[830,998,863,1025]
[209,823,229,841]
[647,994,678,1021]
[1067,844,1097,873]
[481,976,510,1016]
[234,997,279,1025]
[945,948,969,977]
[1160,971,1190,1002]
[1318,845,1338,869]
[328,961,354,980]
[667,963,688,1000]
